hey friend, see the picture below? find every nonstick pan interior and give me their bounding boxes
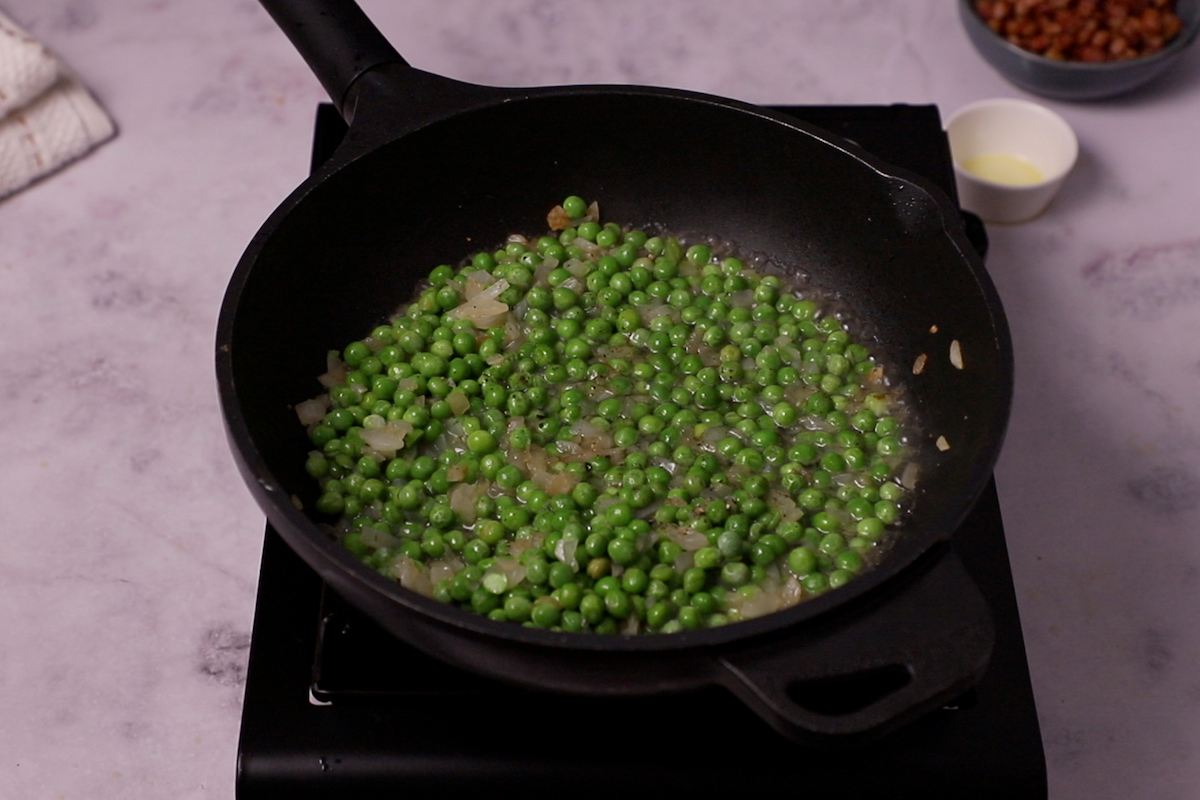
[223,87,1010,649]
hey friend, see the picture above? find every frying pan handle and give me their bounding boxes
[259,0,406,117]
[716,548,994,741]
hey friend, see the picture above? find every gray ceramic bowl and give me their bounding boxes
[960,0,1200,100]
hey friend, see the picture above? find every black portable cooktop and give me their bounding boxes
[235,103,1046,799]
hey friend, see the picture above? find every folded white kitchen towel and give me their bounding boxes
[0,9,115,200]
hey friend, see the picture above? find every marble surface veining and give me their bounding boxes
[2,1,1198,797]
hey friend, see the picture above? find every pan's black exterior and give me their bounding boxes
[217,0,1012,740]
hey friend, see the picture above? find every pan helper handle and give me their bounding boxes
[716,548,994,741]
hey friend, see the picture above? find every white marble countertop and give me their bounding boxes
[3,0,1198,797]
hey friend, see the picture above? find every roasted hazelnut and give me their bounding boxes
[974,0,1183,60]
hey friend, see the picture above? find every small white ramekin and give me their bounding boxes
[944,98,1078,224]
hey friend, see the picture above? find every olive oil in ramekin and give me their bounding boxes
[961,153,1044,186]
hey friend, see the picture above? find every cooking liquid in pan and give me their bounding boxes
[297,206,922,634]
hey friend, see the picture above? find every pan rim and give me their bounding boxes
[216,85,1012,654]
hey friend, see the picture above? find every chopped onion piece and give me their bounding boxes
[534,258,556,286]
[504,314,523,345]
[573,237,602,258]
[295,394,330,425]
[709,482,733,498]
[770,491,802,522]
[463,302,510,330]
[564,258,588,278]
[466,277,508,302]
[949,339,963,369]
[556,439,583,457]
[594,495,618,515]
[727,586,783,620]
[639,304,675,324]
[359,421,413,457]
[782,576,803,605]
[936,435,951,452]
[430,556,464,586]
[570,420,600,438]
[449,481,488,524]
[489,558,526,589]
[446,389,470,416]
[729,290,755,308]
[801,415,835,432]
[464,270,497,299]
[538,470,577,496]
[391,557,433,596]
[546,205,571,231]
[913,353,927,375]
[666,526,709,551]
[900,461,920,489]
[317,350,346,388]
[509,533,545,557]
[451,278,510,329]
[595,344,636,360]
[784,384,810,404]
[360,526,399,550]
[565,420,616,459]
[511,444,579,495]
[554,537,579,568]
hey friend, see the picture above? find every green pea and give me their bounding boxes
[817,533,846,556]
[530,600,561,628]
[720,562,750,587]
[646,601,674,630]
[835,549,863,574]
[787,547,817,576]
[874,500,900,525]
[693,546,721,570]
[686,244,712,265]
[579,593,605,625]
[802,573,829,595]
[682,567,707,593]
[503,594,533,622]
[562,195,587,218]
[828,569,854,589]
[607,538,636,566]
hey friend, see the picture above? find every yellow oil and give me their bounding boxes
[961,153,1044,186]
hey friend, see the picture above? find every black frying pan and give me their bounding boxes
[217,0,1013,741]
